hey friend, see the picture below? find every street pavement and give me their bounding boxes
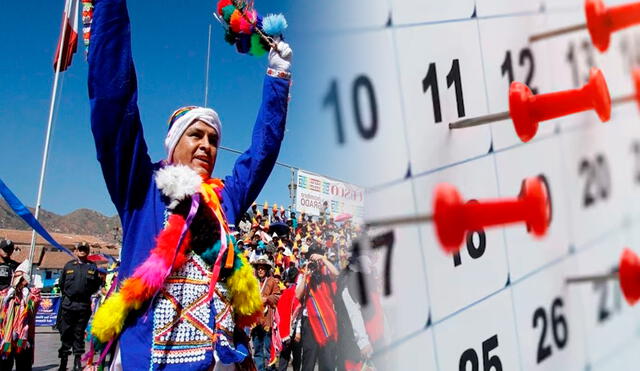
[33,328,62,371]
[31,327,298,371]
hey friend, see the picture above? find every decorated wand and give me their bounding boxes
[214,0,288,57]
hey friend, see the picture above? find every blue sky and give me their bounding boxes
[0,0,330,217]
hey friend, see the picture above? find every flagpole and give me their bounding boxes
[204,24,212,107]
[27,0,72,279]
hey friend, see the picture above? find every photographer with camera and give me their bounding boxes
[295,245,339,371]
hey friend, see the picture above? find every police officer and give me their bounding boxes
[0,239,19,290]
[57,242,102,371]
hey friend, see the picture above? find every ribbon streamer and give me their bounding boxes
[0,177,77,259]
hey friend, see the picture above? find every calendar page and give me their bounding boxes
[289,0,640,369]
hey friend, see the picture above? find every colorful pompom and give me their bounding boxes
[226,254,263,318]
[221,5,236,22]
[236,33,251,54]
[200,235,244,280]
[215,3,286,57]
[262,13,287,36]
[91,292,132,343]
[230,9,253,34]
[229,10,243,33]
[224,31,237,45]
[259,36,271,53]
[217,0,232,16]
[249,34,268,57]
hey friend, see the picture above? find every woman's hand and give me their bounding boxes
[268,40,292,72]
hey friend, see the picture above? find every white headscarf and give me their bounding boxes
[12,259,30,286]
[164,106,222,162]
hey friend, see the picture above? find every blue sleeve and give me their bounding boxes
[222,75,290,226]
[88,0,153,216]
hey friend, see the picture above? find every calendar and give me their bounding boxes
[288,0,640,369]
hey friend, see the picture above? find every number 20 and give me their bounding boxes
[578,154,611,208]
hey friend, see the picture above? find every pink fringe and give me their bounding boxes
[230,9,255,34]
[134,254,170,292]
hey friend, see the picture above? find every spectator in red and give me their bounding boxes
[295,246,339,371]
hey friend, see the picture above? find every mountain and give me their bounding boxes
[0,199,121,244]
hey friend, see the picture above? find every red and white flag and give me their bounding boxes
[53,0,80,72]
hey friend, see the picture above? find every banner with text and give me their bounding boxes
[35,295,61,327]
[295,170,364,221]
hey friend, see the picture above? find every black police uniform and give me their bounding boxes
[57,259,102,360]
[0,257,19,291]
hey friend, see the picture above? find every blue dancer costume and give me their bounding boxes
[88,0,290,369]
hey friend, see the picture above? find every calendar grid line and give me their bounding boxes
[509,219,628,288]
[389,15,483,30]
[360,11,443,366]
[370,113,609,197]
[389,8,554,31]
[432,280,511,328]
[368,125,560,197]
[324,3,583,38]
[549,71,595,369]
[591,335,640,368]
[366,124,555,195]
[510,247,572,288]
[371,325,431,362]
[539,4,584,14]
[474,10,529,369]
[386,16,437,361]
[407,130,557,182]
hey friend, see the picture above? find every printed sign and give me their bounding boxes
[295,169,364,221]
[35,295,61,327]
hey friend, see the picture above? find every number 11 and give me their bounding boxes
[422,59,466,123]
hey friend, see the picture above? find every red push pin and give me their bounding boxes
[365,176,551,253]
[448,68,611,142]
[529,0,640,52]
[611,68,640,110]
[566,248,640,306]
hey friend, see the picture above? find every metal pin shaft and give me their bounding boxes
[449,111,510,129]
[565,271,619,284]
[365,214,433,229]
[529,23,587,43]
[611,94,636,105]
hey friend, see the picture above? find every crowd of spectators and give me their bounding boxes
[235,201,386,371]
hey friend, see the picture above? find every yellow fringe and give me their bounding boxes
[226,254,263,317]
[91,292,134,343]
